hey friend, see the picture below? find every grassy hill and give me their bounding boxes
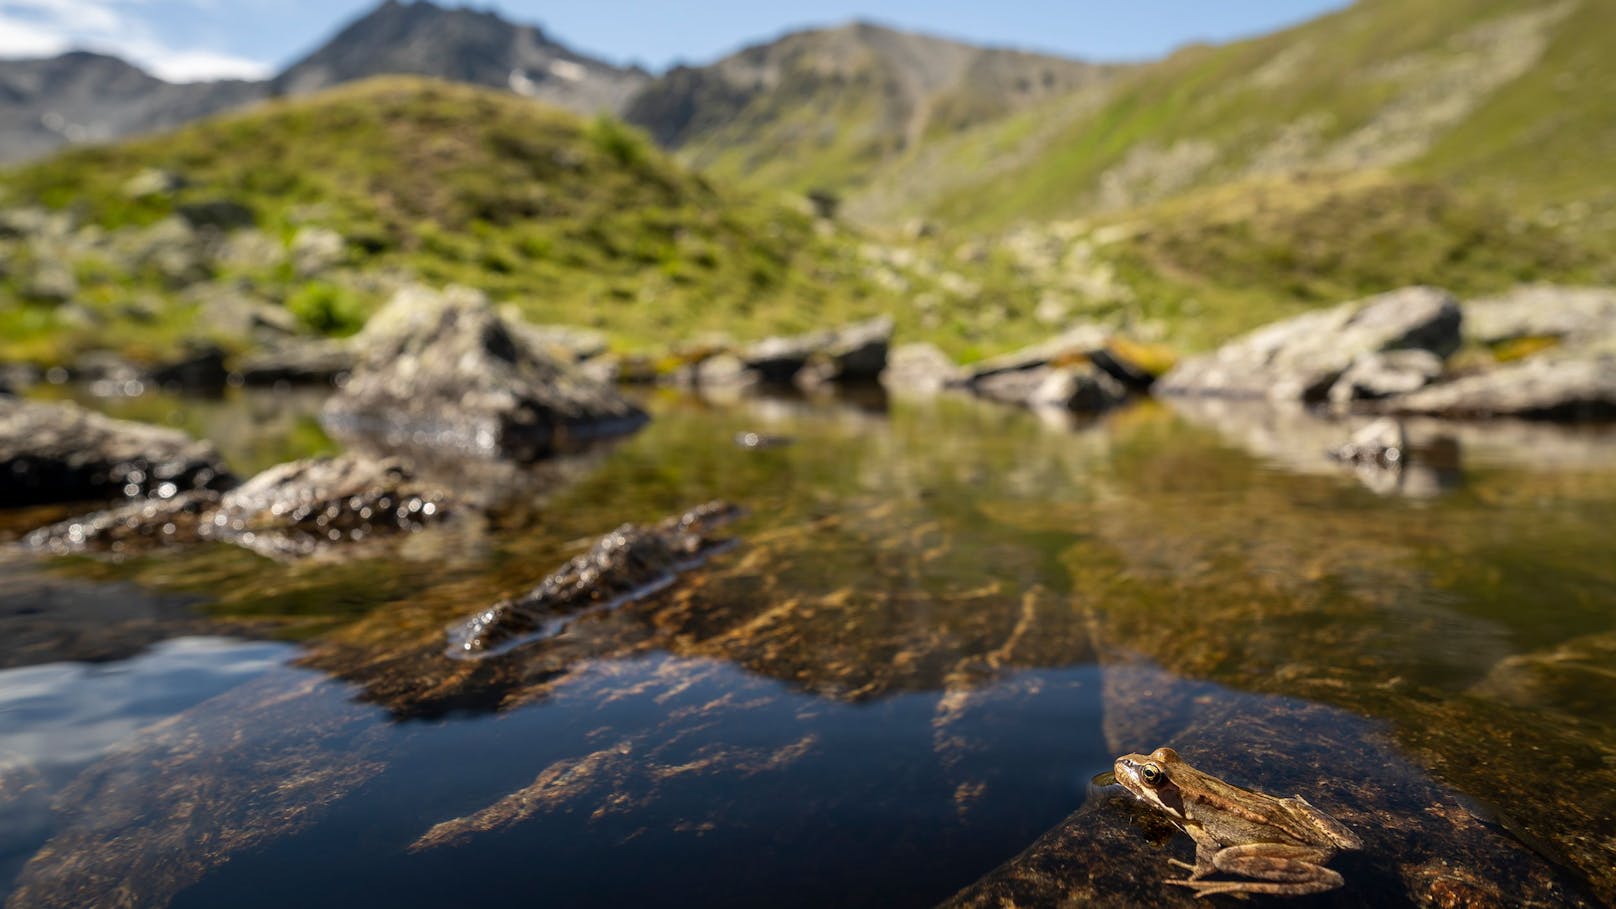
[0,78,1023,363]
[846,0,1614,233]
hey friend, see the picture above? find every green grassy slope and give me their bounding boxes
[869,0,1612,236]
[0,79,895,361]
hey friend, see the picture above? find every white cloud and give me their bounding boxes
[0,0,274,82]
[0,13,69,57]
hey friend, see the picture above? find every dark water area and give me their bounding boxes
[2,386,1615,907]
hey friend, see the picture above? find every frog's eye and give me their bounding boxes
[1140,762,1166,787]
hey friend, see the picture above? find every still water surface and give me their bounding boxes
[1,387,1613,907]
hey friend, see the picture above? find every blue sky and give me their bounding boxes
[0,0,1351,82]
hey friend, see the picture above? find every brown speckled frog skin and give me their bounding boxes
[1114,746,1361,898]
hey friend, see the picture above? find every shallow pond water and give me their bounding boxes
[2,387,1614,907]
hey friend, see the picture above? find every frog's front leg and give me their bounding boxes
[1168,843,1344,899]
[1166,825,1222,882]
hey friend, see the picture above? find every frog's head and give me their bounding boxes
[1113,746,1187,819]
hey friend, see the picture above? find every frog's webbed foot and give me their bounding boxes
[1167,858,1212,881]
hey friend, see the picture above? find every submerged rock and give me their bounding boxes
[0,398,233,508]
[25,454,453,558]
[321,285,647,461]
[1385,353,1616,420]
[944,660,1599,908]
[1159,287,1461,402]
[447,501,743,660]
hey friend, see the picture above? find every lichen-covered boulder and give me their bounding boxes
[321,285,647,461]
[1158,287,1461,402]
[1385,353,1616,420]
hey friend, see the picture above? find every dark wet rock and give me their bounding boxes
[24,491,218,553]
[0,363,35,395]
[1384,353,1616,420]
[205,454,453,558]
[447,501,742,659]
[944,660,1599,909]
[1327,349,1445,407]
[1158,287,1462,402]
[0,398,233,508]
[1328,417,1408,467]
[880,342,961,395]
[235,339,355,387]
[974,365,1128,413]
[321,285,648,462]
[1463,285,1616,349]
[801,315,894,386]
[24,454,453,558]
[148,342,229,391]
[175,198,255,231]
[741,316,892,386]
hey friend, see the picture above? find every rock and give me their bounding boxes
[1328,417,1408,467]
[692,353,758,388]
[943,661,1601,908]
[176,199,255,231]
[290,227,346,277]
[187,283,302,339]
[1029,367,1130,412]
[203,455,453,558]
[24,491,219,553]
[1384,353,1616,420]
[1158,287,1461,402]
[742,328,836,385]
[446,501,742,659]
[962,325,1111,386]
[235,340,356,387]
[0,398,233,508]
[816,315,893,384]
[499,311,609,363]
[974,365,1128,413]
[22,259,77,304]
[879,342,961,395]
[739,318,892,387]
[1327,349,1445,407]
[1463,285,1616,348]
[321,284,648,461]
[66,351,147,397]
[149,343,229,391]
[26,454,454,558]
[122,169,188,199]
[216,231,288,273]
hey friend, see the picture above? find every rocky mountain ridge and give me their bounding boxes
[0,0,650,164]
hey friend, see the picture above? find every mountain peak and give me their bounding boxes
[272,0,644,113]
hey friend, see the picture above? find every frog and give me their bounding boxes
[1113,746,1362,899]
